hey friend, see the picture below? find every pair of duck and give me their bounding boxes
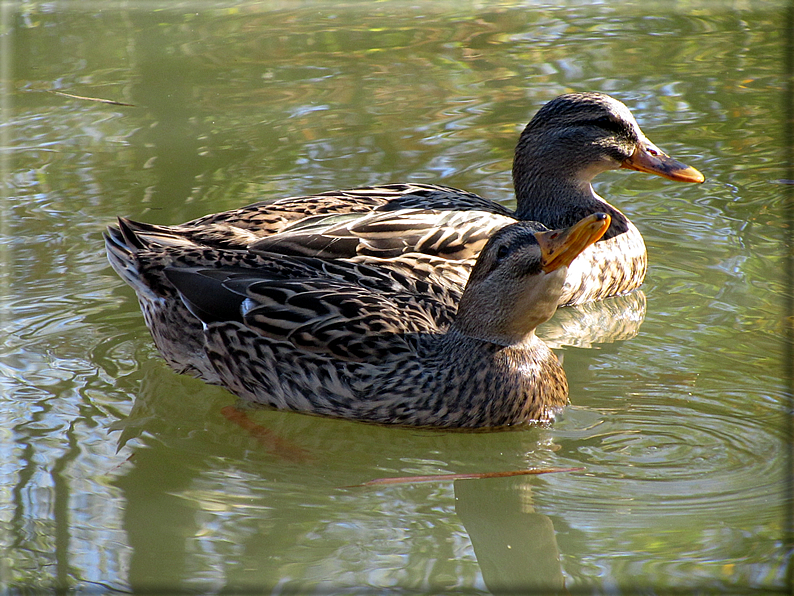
[106,92,703,428]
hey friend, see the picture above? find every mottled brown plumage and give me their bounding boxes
[105,222,468,384]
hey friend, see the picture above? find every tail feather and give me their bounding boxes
[116,217,149,250]
[104,222,159,297]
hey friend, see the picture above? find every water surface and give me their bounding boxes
[1,1,790,592]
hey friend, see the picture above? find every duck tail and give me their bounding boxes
[104,218,173,298]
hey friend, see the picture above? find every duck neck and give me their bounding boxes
[513,172,630,240]
[444,323,539,351]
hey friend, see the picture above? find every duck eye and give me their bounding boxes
[495,244,511,263]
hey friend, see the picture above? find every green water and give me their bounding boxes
[1,1,790,592]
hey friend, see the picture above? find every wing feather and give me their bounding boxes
[241,279,441,361]
[250,209,517,260]
[165,263,452,363]
[116,183,516,254]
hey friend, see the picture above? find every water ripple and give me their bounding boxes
[548,401,785,519]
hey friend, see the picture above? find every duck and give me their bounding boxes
[152,213,611,427]
[116,92,703,307]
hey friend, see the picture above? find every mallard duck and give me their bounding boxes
[152,213,610,427]
[117,92,703,306]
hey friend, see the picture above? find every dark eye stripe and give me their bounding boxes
[581,116,630,137]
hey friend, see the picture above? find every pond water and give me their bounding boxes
[2,0,791,592]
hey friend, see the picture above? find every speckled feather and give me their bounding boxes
[201,322,567,427]
[105,222,467,381]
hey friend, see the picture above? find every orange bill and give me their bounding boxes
[534,213,611,273]
[621,142,705,183]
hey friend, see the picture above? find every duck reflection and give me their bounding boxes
[111,365,574,592]
[539,291,646,349]
[454,477,566,594]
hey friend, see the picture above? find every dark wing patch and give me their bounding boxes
[241,279,441,361]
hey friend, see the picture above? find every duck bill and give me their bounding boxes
[535,213,612,273]
[621,141,705,183]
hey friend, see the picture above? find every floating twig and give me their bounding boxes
[51,90,135,107]
[105,453,136,475]
[346,467,584,488]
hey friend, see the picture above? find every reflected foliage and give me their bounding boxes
[1,0,789,592]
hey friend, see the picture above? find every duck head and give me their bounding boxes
[512,92,704,219]
[452,213,611,346]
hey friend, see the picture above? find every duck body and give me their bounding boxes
[116,92,702,308]
[108,215,610,427]
[195,316,567,428]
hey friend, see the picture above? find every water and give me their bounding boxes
[1,1,790,592]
